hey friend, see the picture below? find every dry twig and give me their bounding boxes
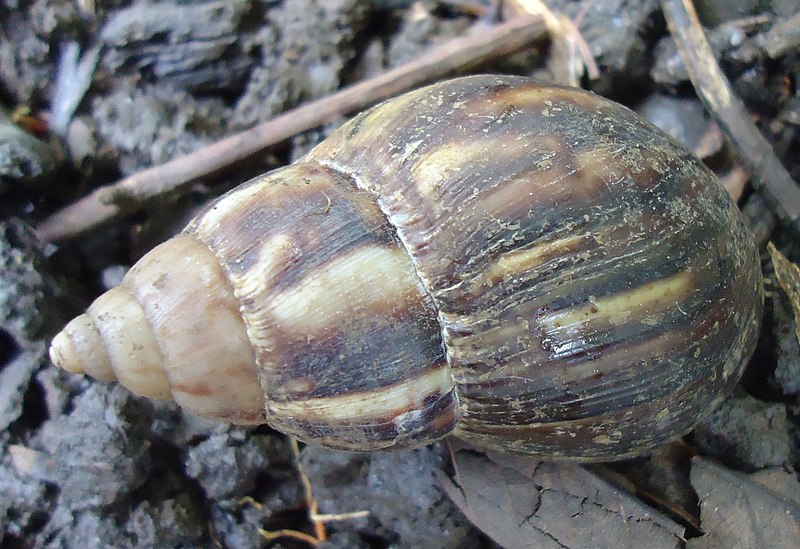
[661,0,800,234]
[37,15,547,242]
[758,11,800,59]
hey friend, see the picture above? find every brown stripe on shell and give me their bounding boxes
[307,74,762,457]
[190,163,392,293]
[310,80,706,308]
[466,232,596,294]
[454,331,752,461]
[188,163,454,448]
[454,280,749,427]
[274,386,458,452]
[267,303,443,399]
[449,196,761,436]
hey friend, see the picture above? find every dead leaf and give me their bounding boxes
[687,457,800,549]
[439,448,684,549]
[768,242,800,346]
[749,468,800,506]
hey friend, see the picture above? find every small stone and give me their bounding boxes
[692,395,790,470]
[184,426,275,499]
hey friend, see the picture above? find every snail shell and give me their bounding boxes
[50,75,763,460]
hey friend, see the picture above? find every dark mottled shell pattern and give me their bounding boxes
[303,75,762,458]
[50,75,762,460]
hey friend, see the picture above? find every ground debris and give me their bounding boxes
[440,448,684,549]
[687,457,800,549]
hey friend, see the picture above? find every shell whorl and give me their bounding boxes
[184,162,455,449]
[305,74,763,458]
[50,233,268,423]
[50,75,763,459]
[51,162,456,449]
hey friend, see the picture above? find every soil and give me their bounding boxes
[1,1,799,548]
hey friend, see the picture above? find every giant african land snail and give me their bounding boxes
[49,75,763,461]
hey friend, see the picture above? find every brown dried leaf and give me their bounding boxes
[687,457,800,549]
[768,242,800,345]
[439,448,684,549]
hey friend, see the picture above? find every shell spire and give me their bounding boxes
[50,162,457,449]
[49,233,268,424]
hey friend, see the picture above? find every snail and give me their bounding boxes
[49,75,763,461]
